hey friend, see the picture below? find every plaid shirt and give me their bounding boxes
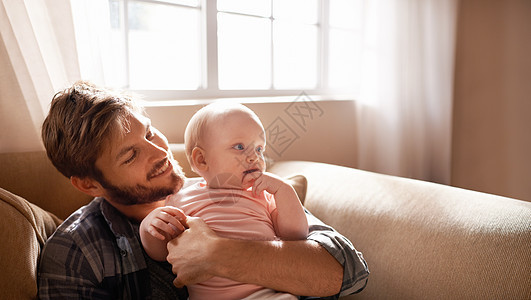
[38,196,368,299]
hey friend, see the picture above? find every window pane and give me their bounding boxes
[273,21,317,89]
[217,0,271,17]
[128,1,201,90]
[273,0,318,24]
[218,13,271,90]
[328,28,359,90]
[329,0,363,29]
[156,0,200,7]
[108,0,127,87]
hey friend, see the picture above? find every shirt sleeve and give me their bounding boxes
[304,209,369,298]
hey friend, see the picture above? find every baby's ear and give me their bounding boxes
[191,146,208,172]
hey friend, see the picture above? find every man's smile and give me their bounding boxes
[148,158,171,180]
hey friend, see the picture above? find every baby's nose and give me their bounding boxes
[246,150,259,162]
[246,154,256,163]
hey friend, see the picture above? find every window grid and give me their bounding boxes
[115,0,356,100]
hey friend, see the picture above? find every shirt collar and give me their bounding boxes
[99,197,138,236]
[98,197,148,272]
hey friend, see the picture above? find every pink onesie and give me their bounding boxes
[167,180,280,300]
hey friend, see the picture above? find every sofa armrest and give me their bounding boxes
[0,188,62,300]
[269,161,531,299]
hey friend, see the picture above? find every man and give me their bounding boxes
[38,81,369,299]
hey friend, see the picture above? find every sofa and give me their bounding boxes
[1,144,530,300]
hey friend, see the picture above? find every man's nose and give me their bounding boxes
[147,141,168,162]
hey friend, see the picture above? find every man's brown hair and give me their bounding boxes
[42,80,143,180]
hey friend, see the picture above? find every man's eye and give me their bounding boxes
[124,150,137,164]
[146,130,154,140]
[233,144,245,151]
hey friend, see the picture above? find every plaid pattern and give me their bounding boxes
[305,210,369,299]
[38,198,187,300]
[38,199,368,299]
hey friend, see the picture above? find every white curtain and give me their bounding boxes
[0,0,115,153]
[356,0,457,184]
[0,0,80,152]
[69,0,121,87]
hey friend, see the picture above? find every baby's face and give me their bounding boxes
[202,110,266,189]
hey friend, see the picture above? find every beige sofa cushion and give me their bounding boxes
[270,161,531,299]
[284,174,307,204]
[0,188,62,300]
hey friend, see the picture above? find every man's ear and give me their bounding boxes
[191,146,208,172]
[70,176,104,197]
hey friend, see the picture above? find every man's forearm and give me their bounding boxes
[167,216,344,296]
[210,237,343,296]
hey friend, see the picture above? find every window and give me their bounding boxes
[90,0,361,100]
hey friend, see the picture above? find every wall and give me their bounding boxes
[452,0,531,201]
[145,99,358,169]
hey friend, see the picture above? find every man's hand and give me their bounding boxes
[166,216,221,288]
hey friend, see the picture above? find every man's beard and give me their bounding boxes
[97,163,185,206]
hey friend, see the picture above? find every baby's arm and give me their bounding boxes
[139,206,187,261]
[252,172,308,240]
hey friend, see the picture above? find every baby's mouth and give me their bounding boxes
[243,168,260,175]
[242,168,262,183]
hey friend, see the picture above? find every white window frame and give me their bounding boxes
[114,0,355,101]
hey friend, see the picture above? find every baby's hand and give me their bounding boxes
[143,206,187,241]
[251,172,290,196]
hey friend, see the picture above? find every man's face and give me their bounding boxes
[94,113,185,205]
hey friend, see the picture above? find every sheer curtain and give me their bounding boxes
[0,0,114,153]
[355,0,457,184]
[0,0,80,152]
[69,0,121,87]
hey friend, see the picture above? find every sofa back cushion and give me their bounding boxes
[0,151,92,220]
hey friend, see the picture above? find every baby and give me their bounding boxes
[140,102,308,299]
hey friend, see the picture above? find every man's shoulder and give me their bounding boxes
[57,198,103,230]
[38,198,121,289]
[47,198,111,245]
[40,198,117,269]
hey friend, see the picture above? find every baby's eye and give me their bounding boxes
[256,146,264,153]
[233,144,245,151]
